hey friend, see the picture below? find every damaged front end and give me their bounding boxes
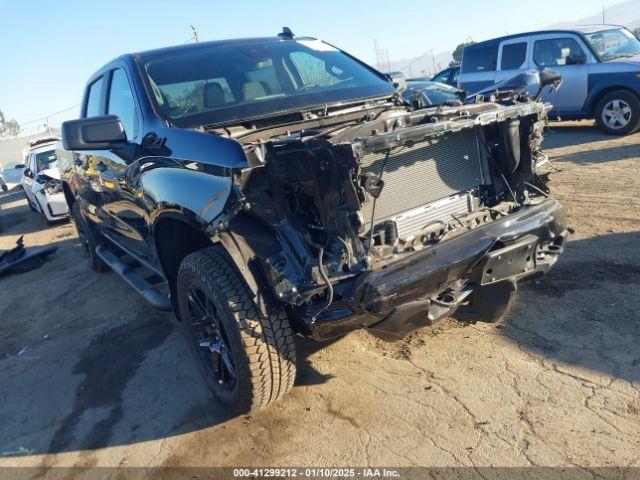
[215,97,569,341]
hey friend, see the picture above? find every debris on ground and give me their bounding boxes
[0,236,57,277]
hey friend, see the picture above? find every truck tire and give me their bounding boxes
[71,202,108,272]
[595,90,640,136]
[177,246,296,412]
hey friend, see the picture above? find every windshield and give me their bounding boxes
[584,28,640,60]
[402,82,459,108]
[34,149,58,172]
[143,39,395,127]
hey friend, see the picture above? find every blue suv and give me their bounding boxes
[458,25,640,135]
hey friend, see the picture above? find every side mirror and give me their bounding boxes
[23,168,34,178]
[62,115,127,151]
[565,54,586,65]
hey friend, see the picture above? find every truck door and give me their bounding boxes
[459,44,498,93]
[496,37,532,85]
[74,75,112,227]
[531,34,592,116]
[100,67,154,265]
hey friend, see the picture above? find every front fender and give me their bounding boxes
[141,167,233,227]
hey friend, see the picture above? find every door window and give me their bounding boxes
[107,69,137,139]
[85,77,104,117]
[533,38,585,67]
[501,42,527,70]
[461,46,498,73]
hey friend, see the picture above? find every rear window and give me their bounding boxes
[461,46,498,73]
[501,42,527,70]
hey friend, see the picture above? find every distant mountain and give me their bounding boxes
[376,51,453,79]
[384,0,640,79]
[564,0,640,28]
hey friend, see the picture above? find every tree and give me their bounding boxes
[0,109,20,138]
[449,40,476,67]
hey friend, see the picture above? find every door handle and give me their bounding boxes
[95,162,107,173]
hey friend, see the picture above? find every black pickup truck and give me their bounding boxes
[59,30,569,412]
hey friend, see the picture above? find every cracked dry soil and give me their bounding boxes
[0,121,639,468]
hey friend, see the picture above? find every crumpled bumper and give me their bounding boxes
[303,199,569,341]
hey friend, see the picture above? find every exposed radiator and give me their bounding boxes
[360,129,485,233]
[393,193,478,240]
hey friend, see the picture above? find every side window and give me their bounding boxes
[501,42,528,70]
[461,46,498,73]
[433,70,450,83]
[85,77,104,117]
[107,69,137,139]
[533,38,584,67]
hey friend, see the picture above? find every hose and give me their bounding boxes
[524,181,549,198]
[311,247,334,324]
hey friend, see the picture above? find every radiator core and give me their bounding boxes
[360,129,484,233]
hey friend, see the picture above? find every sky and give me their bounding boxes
[0,0,620,129]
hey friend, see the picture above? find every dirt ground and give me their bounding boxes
[0,122,639,469]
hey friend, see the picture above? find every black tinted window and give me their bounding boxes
[461,46,498,73]
[85,77,104,117]
[501,42,527,70]
[534,38,584,67]
[108,69,137,139]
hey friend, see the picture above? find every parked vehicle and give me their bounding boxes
[459,25,640,135]
[2,164,25,189]
[401,80,463,108]
[21,137,70,223]
[0,175,7,192]
[430,66,460,87]
[60,30,569,412]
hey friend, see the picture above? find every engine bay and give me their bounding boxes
[229,100,551,308]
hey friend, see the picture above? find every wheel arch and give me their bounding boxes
[153,211,281,317]
[587,85,640,115]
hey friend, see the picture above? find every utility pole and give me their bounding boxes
[602,6,605,24]
[191,25,199,43]
[430,49,437,76]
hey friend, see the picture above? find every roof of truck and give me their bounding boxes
[131,35,317,61]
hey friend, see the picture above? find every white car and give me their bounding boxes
[21,138,70,224]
